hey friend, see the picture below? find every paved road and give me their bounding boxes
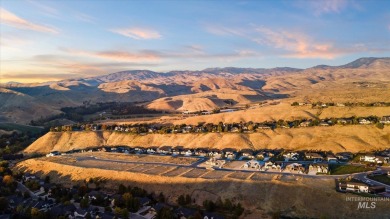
[17,181,38,199]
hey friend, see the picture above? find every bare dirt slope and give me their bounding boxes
[15,159,390,219]
[24,125,390,154]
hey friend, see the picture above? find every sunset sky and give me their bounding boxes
[1,0,390,83]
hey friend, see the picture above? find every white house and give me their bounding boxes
[326,155,338,163]
[339,181,369,193]
[359,119,372,125]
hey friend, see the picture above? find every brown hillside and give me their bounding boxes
[24,125,390,154]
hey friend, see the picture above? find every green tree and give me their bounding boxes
[118,184,127,194]
[156,207,174,219]
[376,122,384,129]
[185,194,191,205]
[177,194,186,206]
[80,196,89,208]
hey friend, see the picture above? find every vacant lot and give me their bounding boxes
[227,171,253,180]
[162,167,193,177]
[201,170,232,179]
[329,165,376,175]
[77,152,198,165]
[182,168,210,178]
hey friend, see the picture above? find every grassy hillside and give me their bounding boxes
[24,125,390,154]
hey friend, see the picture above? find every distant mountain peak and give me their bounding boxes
[340,57,390,68]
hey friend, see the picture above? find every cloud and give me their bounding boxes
[253,27,339,59]
[206,24,367,59]
[110,27,162,40]
[60,48,161,62]
[0,7,58,33]
[305,0,349,16]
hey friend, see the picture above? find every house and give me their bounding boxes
[157,146,172,155]
[172,146,184,156]
[338,181,369,193]
[336,103,345,107]
[285,163,305,173]
[243,160,260,169]
[335,152,353,160]
[240,149,254,159]
[359,118,371,125]
[195,148,209,157]
[380,116,390,124]
[205,158,225,168]
[256,150,274,161]
[326,154,338,163]
[208,150,223,159]
[319,121,329,126]
[257,125,271,130]
[46,151,61,157]
[220,109,236,113]
[263,161,281,170]
[299,121,311,127]
[309,163,329,174]
[147,146,158,154]
[230,127,240,133]
[184,149,195,156]
[283,152,299,161]
[359,154,389,163]
[305,152,323,162]
[134,147,146,154]
[223,148,237,160]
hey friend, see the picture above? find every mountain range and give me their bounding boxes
[1,57,390,124]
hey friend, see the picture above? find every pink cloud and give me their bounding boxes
[0,7,58,33]
[60,48,160,62]
[110,27,161,40]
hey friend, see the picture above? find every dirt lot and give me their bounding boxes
[74,151,198,165]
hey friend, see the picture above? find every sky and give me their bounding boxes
[1,0,390,83]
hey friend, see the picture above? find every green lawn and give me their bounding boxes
[0,122,43,135]
[330,165,375,175]
[367,175,390,185]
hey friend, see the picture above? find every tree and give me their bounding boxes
[80,196,90,208]
[177,195,186,206]
[185,194,191,205]
[31,207,45,219]
[156,207,174,219]
[0,197,8,211]
[121,208,129,218]
[2,175,14,185]
[376,122,384,129]
[118,184,127,194]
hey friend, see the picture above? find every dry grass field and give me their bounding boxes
[24,125,390,154]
